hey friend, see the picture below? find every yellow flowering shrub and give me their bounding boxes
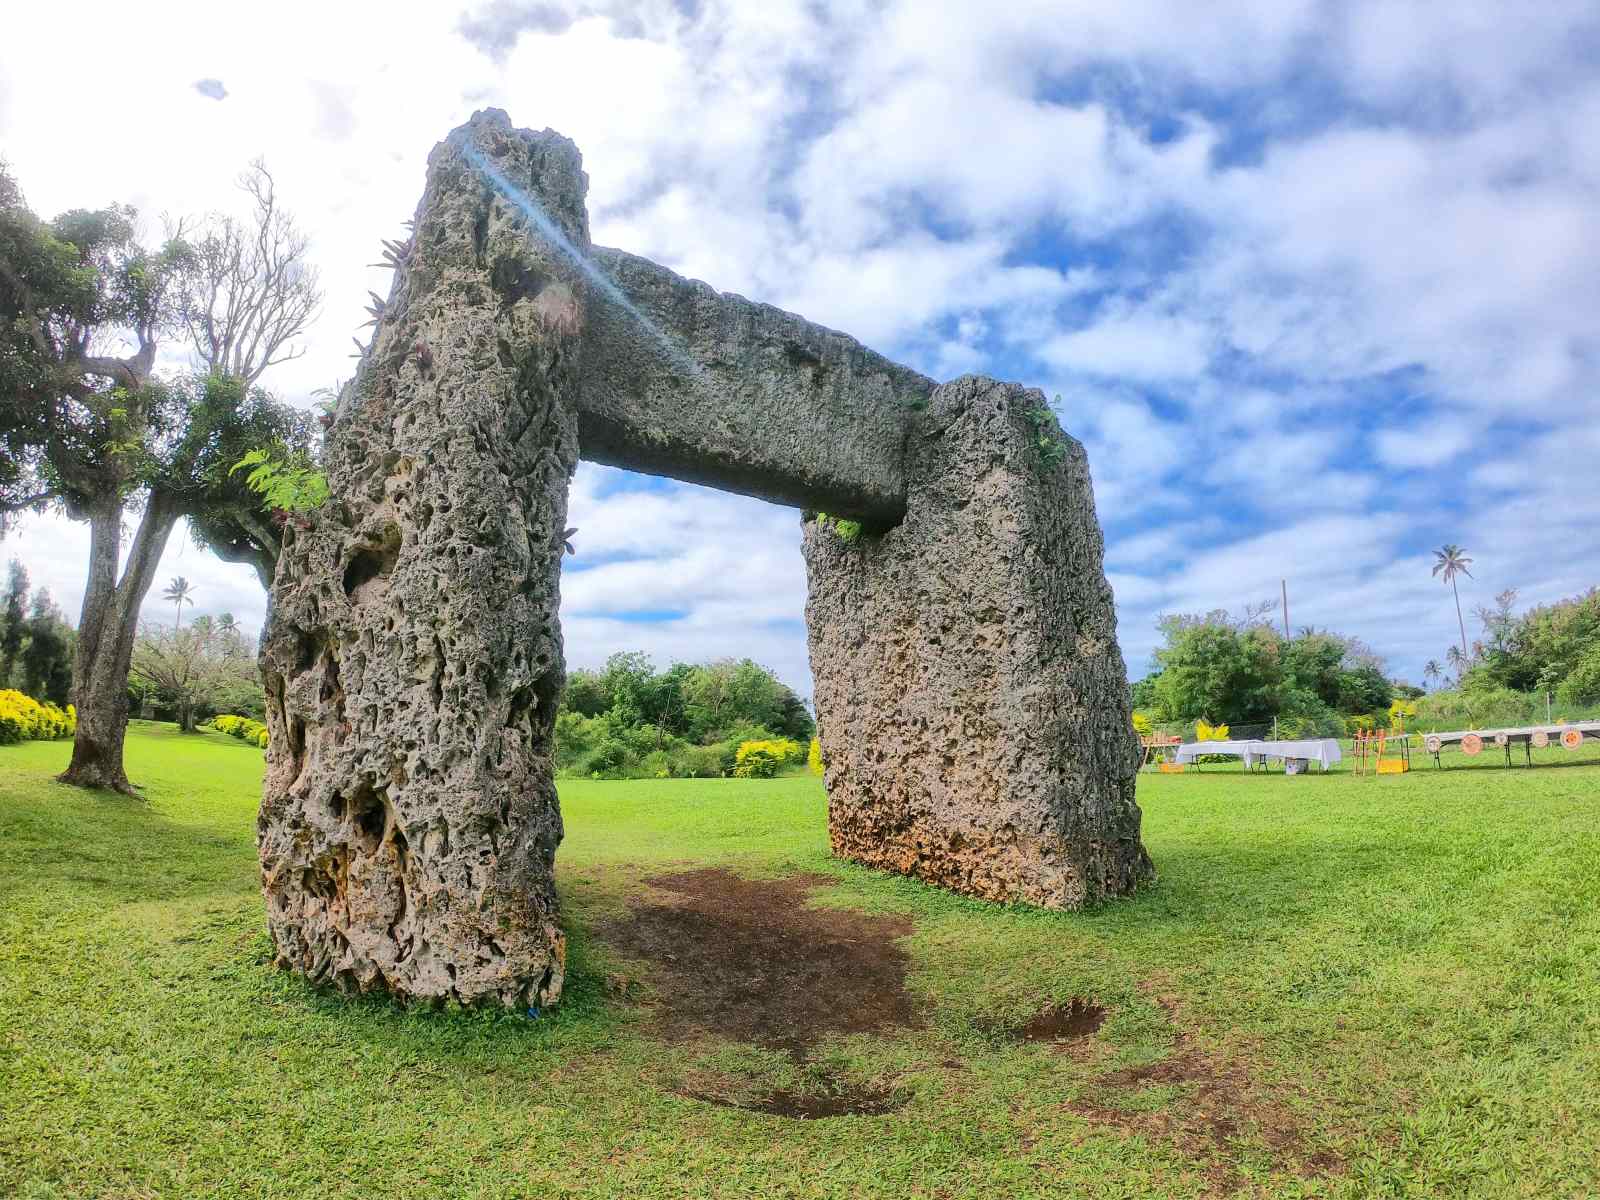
[208,713,270,750]
[733,738,802,778]
[1387,698,1418,730]
[1131,711,1153,736]
[1194,719,1231,741]
[0,690,76,743]
[807,736,823,776]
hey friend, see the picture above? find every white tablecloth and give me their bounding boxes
[1243,739,1342,770]
[1172,740,1260,764]
[1172,738,1342,769]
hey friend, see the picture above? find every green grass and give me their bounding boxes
[2,722,1598,1198]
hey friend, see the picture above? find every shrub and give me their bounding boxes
[1411,686,1591,732]
[1345,713,1378,736]
[1387,698,1418,730]
[573,737,631,778]
[808,736,823,776]
[733,738,802,778]
[206,713,269,750]
[1131,711,1153,737]
[679,745,727,778]
[0,690,76,743]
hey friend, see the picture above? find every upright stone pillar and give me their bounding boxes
[804,376,1154,908]
[258,111,584,1006]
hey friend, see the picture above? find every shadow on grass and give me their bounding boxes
[0,774,256,911]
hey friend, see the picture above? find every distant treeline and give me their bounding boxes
[556,652,815,779]
[1132,611,1405,738]
[0,560,73,707]
[1459,587,1600,704]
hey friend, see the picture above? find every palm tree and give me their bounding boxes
[162,577,195,632]
[1431,544,1474,661]
[1423,659,1441,690]
[1445,644,1465,686]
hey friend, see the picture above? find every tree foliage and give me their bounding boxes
[0,558,26,683]
[20,589,73,706]
[1139,609,1394,732]
[1459,587,1600,704]
[0,560,73,706]
[130,614,259,732]
[0,160,317,790]
[554,652,814,778]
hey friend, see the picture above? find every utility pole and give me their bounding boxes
[1281,579,1290,640]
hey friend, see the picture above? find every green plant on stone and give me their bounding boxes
[1024,399,1068,469]
[813,512,863,544]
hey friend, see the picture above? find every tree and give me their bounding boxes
[1,164,315,791]
[1149,615,1283,725]
[1335,664,1392,714]
[20,589,72,706]
[174,160,322,386]
[561,669,610,718]
[1145,609,1394,728]
[0,169,190,789]
[130,615,256,732]
[162,576,195,631]
[1431,544,1474,661]
[1423,659,1442,690]
[1129,671,1161,710]
[0,559,26,686]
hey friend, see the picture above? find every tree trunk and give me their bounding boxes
[1453,578,1469,659]
[179,697,196,732]
[58,493,180,793]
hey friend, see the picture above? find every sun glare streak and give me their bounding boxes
[458,141,702,377]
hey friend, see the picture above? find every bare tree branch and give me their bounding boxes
[175,159,323,385]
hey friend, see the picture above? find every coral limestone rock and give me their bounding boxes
[259,111,580,1006]
[803,377,1153,907]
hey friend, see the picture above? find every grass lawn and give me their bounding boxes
[2,722,1598,1198]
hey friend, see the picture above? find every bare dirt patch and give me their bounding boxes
[1003,997,1108,1045]
[598,868,918,1117]
[598,867,918,1054]
[1065,994,1345,1196]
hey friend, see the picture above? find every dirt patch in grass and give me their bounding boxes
[1066,993,1345,1196]
[598,867,919,1057]
[1002,998,1108,1045]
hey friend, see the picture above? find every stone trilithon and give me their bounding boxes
[258,110,1154,1008]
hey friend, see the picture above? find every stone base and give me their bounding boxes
[803,377,1154,908]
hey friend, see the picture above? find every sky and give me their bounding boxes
[2,0,1597,697]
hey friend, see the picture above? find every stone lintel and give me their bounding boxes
[578,247,931,526]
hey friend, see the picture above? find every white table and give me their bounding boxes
[1244,739,1342,771]
[1172,738,1342,772]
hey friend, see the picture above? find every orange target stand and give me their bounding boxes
[1354,729,1411,776]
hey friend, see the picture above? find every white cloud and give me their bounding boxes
[3,0,1597,698]
[1042,309,1215,382]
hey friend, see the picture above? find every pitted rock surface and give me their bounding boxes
[259,111,581,1006]
[258,111,1152,1009]
[803,377,1154,906]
